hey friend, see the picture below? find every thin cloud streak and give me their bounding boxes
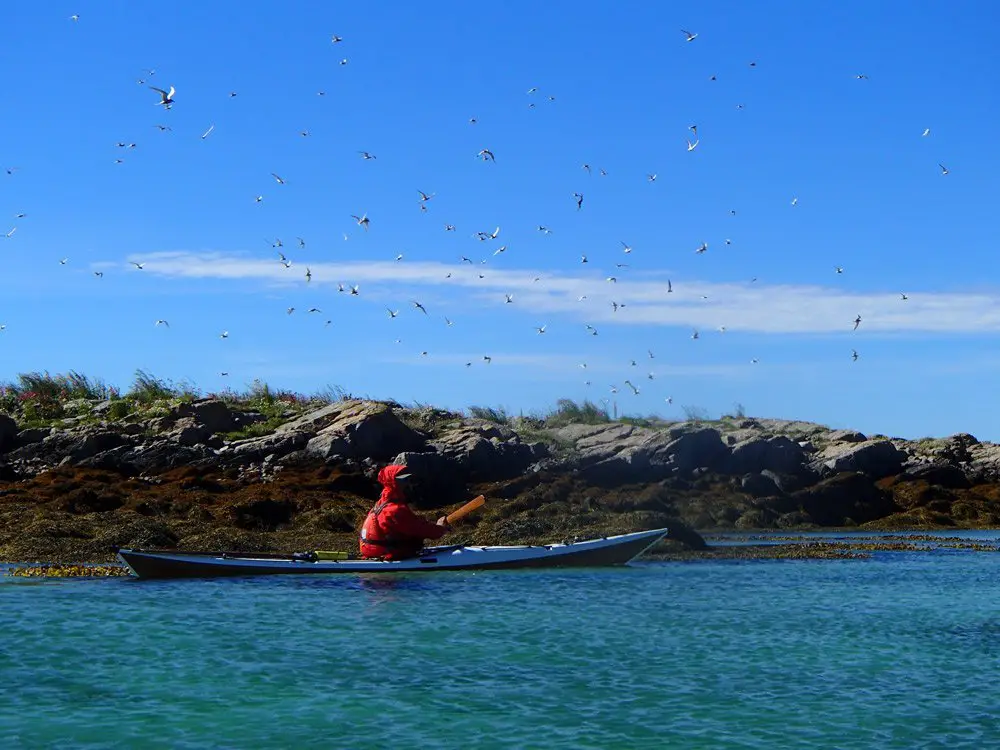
[126,251,1000,334]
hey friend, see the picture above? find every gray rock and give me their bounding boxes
[68,431,131,462]
[826,429,867,443]
[740,472,782,498]
[180,400,237,434]
[811,440,905,478]
[900,462,971,489]
[428,422,546,481]
[304,402,425,460]
[16,426,51,447]
[0,414,16,453]
[219,430,313,465]
[168,417,214,447]
[727,435,807,475]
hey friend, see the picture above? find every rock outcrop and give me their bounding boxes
[4,396,1000,562]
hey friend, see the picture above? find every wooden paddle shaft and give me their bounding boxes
[446,495,485,524]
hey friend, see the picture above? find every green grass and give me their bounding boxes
[467,405,512,424]
[541,399,611,428]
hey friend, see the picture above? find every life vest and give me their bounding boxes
[360,501,408,550]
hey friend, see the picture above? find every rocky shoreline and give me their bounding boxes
[3,391,1000,563]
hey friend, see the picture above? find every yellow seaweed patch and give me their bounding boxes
[5,564,131,578]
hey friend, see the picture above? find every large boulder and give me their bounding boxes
[304,402,425,460]
[0,415,17,453]
[811,440,906,478]
[825,429,867,443]
[428,420,547,481]
[727,436,807,476]
[648,427,729,474]
[178,400,238,434]
[554,424,728,483]
[16,427,51,446]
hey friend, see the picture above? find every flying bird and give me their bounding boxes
[852,349,859,362]
[155,320,169,328]
[131,262,144,270]
[686,139,700,152]
[271,173,286,184]
[853,315,862,330]
[900,293,909,301]
[681,29,698,41]
[149,85,175,109]
[358,151,377,160]
[939,164,949,175]
[477,148,496,162]
[574,192,584,210]
[695,242,708,254]
[351,214,370,230]
[412,300,428,314]
[621,241,632,254]
[201,124,215,139]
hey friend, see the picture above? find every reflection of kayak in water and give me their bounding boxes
[116,528,668,579]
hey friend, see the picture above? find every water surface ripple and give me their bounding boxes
[3,548,999,748]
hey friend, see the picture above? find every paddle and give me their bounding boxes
[446,495,485,525]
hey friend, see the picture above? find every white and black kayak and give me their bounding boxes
[116,528,668,579]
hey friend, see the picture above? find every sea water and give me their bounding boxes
[2,539,1000,749]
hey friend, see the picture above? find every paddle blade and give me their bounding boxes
[446,495,485,524]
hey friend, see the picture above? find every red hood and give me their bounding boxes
[377,464,409,503]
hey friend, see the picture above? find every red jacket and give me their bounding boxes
[360,465,446,560]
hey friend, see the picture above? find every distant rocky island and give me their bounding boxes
[0,371,996,562]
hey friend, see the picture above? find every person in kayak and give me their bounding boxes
[360,464,451,560]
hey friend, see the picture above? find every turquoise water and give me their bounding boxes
[3,545,1000,748]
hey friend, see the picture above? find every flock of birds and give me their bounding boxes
[1,17,955,411]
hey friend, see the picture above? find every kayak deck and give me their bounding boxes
[116,528,668,579]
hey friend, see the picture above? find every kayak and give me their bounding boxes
[116,528,668,579]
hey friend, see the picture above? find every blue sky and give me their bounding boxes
[1,1,998,439]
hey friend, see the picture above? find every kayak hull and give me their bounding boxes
[116,528,668,579]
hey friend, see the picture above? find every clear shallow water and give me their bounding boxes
[3,548,1000,748]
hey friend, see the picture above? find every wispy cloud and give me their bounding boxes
[126,251,1000,334]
